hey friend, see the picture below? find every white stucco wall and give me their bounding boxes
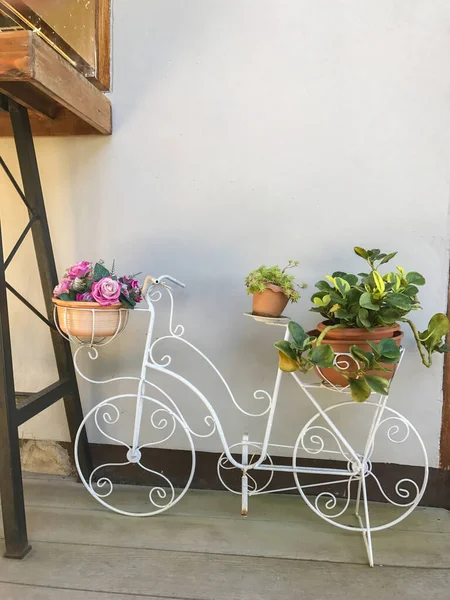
[2,0,450,467]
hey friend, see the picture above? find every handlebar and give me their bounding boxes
[142,274,186,296]
[154,275,186,288]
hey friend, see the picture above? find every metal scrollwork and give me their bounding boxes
[292,401,428,535]
[70,274,428,568]
[75,394,196,516]
[217,442,274,495]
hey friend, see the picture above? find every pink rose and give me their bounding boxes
[53,278,72,297]
[91,277,121,306]
[122,276,139,289]
[68,261,91,279]
[76,292,94,302]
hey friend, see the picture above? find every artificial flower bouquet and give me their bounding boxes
[53,260,142,308]
[52,261,143,340]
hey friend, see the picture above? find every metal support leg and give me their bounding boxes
[8,99,92,480]
[359,474,374,567]
[241,433,249,517]
[0,98,92,558]
[0,223,31,559]
[355,476,363,518]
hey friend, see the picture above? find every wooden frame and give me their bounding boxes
[0,0,111,91]
[0,31,111,135]
[93,0,111,91]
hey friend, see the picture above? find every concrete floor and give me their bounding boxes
[1,474,450,599]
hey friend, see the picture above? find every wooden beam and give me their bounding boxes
[0,31,111,135]
[0,108,100,136]
[0,26,30,78]
[0,81,58,118]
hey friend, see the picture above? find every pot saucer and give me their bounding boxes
[243,312,290,326]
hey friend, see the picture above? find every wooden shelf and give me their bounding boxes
[0,31,111,136]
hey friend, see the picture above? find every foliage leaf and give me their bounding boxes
[348,377,372,402]
[386,293,412,311]
[119,293,135,309]
[315,280,334,292]
[288,322,308,348]
[313,294,331,307]
[377,308,400,325]
[329,291,346,305]
[355,308,371,329]
[377,355,399,365]
[379,252,398,265]
[277,350,298,372]
[406,272,426,286]
[310,344,335,368]
[359,292,379,311]
[402,285,419,297]
[397,266,406,279]
[274,340,297,361]
[364,374,390,395]
[385,272,401,292]
[354,247,368,259]
[334,309,352,320]
[421,313,450,351]
[341,274,359,286]
[349,345,372,367]
[367,341,381,359]
[377,338,400,359]
[94,262,111,282]
[335,277,351,295]
[372,270,385,294]
[346,288,361,304]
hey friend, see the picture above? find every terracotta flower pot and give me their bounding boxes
[252,284,289,318]
[53,298,129,339]
[312,321,404,387]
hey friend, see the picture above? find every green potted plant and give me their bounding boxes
[245,261,306,318]
[275,247,450,402]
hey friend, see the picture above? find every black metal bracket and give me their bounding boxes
[0,95,92,559]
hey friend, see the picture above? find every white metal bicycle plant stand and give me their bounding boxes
[55,275,429,568]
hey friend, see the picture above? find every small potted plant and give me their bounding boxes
[275,246,450,402]
[52,260,142,339]
[245,261,306,318]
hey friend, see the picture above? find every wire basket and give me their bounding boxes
[52,299,129,346]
